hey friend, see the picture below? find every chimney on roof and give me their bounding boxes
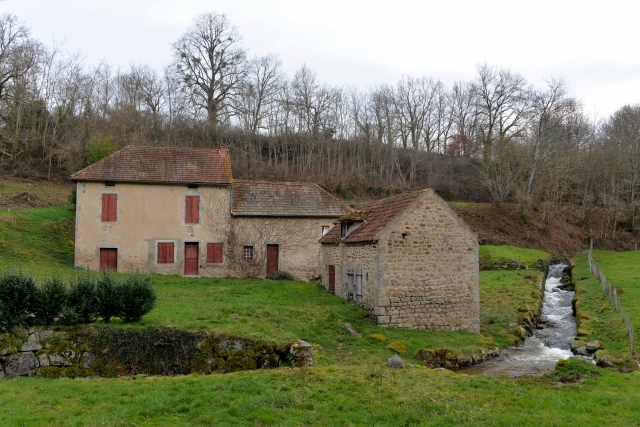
[219,146,228,156]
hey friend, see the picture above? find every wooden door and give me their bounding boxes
[100,248,117,272]
[328,265,335,293]
[266,244,279,276]
[184,242,199,275]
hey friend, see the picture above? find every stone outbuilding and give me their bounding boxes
[320,189,479,332]
[71,145,346,279]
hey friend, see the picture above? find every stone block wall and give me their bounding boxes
[0,328,312,379]
[374,190,479,332]
[321,189,480,332]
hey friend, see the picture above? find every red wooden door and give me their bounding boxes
[184,243,199,275]
[266,244,279,276]
[328,265,335,293]
[100,248,117,272]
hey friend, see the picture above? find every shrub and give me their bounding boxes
[269,270,294,281]
[36,276,67,326]
[95,270,121,323]
[86,136,117,165]
[118,273,156,322]
[0,269,40,331]
[65,271,98,324]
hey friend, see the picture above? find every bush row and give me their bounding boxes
[0,269,157,332]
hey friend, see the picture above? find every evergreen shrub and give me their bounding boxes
[118,272,157,322]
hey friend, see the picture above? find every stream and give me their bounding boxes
[459,264,577,376]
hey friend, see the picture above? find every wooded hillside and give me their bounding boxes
[0,12,638,245]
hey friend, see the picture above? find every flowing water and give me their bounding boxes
[459,264,578,376]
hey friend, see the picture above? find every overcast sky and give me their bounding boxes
[4,0,640,118]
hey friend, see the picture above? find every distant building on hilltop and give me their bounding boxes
[320,190,480,332]
[71,146,346,279]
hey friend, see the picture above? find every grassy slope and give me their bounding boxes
[3,204,640,425]
[572,250,640,364]
[0,205,75,272]
[0,179,72,211]
[1,362,639,426]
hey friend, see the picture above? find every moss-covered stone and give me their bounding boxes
[225,355,257,372]
[577,328,592,337]
[555,359,571,369]
[37,366,64,378]
[386,341,406,353]
[369,333,386,344]
[514,326,527,340]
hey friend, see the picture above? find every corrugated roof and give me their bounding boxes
[232,180,347,217]
[70,146,233,185]
[321,191,423,244]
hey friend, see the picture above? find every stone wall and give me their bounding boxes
[322,243,379,311]
[75,181,337,280]
[375,190,479,332]
[0,327,312,379]
[230,216,335,280]
[321,189,480,332]
[75,182,230,277]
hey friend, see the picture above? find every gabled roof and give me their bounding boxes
[320,191,423,244]
[232,180,347,217]
[71,146,233,185]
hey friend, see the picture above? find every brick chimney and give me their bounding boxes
[219,146,229,156]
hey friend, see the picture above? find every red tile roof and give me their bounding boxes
[320,191,423,244]
[232,180,347,217]
[70,146,233,185]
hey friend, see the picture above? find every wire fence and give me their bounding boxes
[587,239,635,355]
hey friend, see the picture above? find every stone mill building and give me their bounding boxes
[320,189,480,332]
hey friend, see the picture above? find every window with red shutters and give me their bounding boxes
[101,193,117,222]
[157,242,175,264]
[206,242,223,263]
[185,195,200,224]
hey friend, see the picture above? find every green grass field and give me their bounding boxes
[2,205,640,426]
[571,250,640,367]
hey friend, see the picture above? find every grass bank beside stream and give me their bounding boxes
[572,250,640,369]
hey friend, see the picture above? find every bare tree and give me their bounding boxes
[475,63,531,164]
[0,14,40,101]
[172,12,247,129]
[525,78,579,210]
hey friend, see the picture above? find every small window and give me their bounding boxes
[185,195,200,224]
[322,226,330,236]
[207,242,223,263]
[187,184,198,189]
[157,242,175,264]
[105,182,115,187]
[243,245,254,261]
[101,193,117,222]
[340,223,348,238]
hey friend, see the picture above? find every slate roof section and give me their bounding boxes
[232,180,347,217]
[320,191,423,244]
[70,146,233,185]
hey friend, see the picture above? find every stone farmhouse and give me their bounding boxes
[71,146,347,279]
[320,189,480,332]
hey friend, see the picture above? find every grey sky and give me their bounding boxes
[4,0,639,118]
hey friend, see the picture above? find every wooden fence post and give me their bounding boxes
[613,288,618,311]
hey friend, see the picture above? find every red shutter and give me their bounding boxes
[102,194,117,222]
[186,195,199,223]
[207,243,223,263]
[109,194,117,221]
[157,242,175,264]
[166,242,174,263]
[158,243,166,263]
[102,194,109,222]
